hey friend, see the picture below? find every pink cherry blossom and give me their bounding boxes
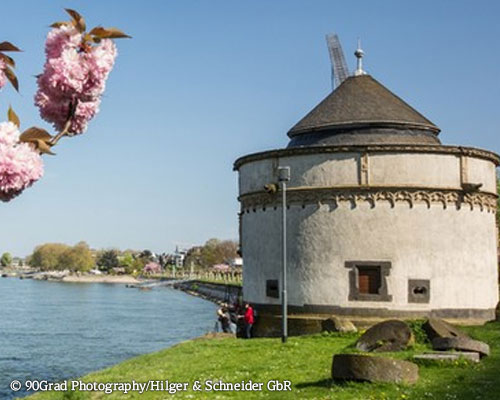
[69,98,101,133]
[35,26,117,135]
[0,122,20,146]
[0,122,44,201]
[45,25,82,59]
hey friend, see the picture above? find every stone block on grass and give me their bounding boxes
[356,320,413,352]
[422,318,469,341]
[432,337,490,357]
[332,354,419,384]
[413,351,480,363]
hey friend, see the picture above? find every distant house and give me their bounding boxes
[172,246,187,268]
[11,257,22,267]
[230,257,243,269]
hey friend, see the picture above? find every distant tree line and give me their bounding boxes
[22,238,239,274]
[29,242,94,272]
[183,238,239,270]
[96,249,154,274]
[26,242,155,274]
[1,252,13,267]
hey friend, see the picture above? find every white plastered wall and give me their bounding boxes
[239,149,499,313]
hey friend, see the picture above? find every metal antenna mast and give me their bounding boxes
[325,33,350,90]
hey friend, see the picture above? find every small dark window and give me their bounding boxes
[357,266,381,294]
[413,286,427,295]
[408,279,430,303]
[266,280,279,298]
[345,261,392,302]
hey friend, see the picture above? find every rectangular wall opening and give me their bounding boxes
[345,261,392,302]
[358,266,381,294]
[266,279,279,298]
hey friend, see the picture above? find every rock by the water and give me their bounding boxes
[422,318,468,341]
[356,320,413,352]
[322,317,357,333]
[432,337,490,357]
[413,351,480,363]
[332,354,419,384]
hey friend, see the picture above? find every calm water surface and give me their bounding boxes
[0,278,217,399]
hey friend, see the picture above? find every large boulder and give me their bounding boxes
[422,318,469,341]
[432,337,490,357]
[356,320,413,352]
[322,317,357,334]
[332,354,419,384]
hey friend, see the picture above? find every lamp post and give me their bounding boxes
[278,166,290,343]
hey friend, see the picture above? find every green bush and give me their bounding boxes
[407,319,429,344]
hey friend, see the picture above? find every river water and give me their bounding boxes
[0,278,217,399]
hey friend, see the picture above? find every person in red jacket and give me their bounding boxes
[243,303,254,338]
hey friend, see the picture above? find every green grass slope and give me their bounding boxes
[28,321,500,400]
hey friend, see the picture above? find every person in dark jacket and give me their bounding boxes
[217,306,231,333]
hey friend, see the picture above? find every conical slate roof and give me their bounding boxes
[287,74,440,147]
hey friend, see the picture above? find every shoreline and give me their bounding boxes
[1,270,142,284]
[1,271,240,298]
[2,270,241,306]
[61,274,141,284]
[172,280,242,308]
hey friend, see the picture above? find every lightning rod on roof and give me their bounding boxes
[354,38,366,76]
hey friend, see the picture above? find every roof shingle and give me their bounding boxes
[288,75,440,138]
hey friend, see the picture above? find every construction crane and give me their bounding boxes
[325,33,350,90]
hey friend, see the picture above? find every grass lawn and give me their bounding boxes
[28,321,500,400]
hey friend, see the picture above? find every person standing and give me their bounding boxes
[243,303,254,338]
[217,306,232,333]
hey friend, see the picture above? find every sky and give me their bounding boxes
[0,0,499,257]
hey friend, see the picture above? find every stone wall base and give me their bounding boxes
[251,305,496,338]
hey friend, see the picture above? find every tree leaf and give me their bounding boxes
[19,128,55,155]
[65,8,86,32]
[0,53,15,68]
[89,26,131,39]
[0,42,21,52]
[65,8,82,21]
[88,27,106,36]
[4,67,19,91]
[34,139,56,155]
[7,106,20,127]
[50,21,70,28]
[20,127,53,142]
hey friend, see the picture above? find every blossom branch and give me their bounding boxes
[1,8,129,201]
[49,118,71,147]
[49,99,77,147]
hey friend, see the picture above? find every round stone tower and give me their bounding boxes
[234,68,499,336]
